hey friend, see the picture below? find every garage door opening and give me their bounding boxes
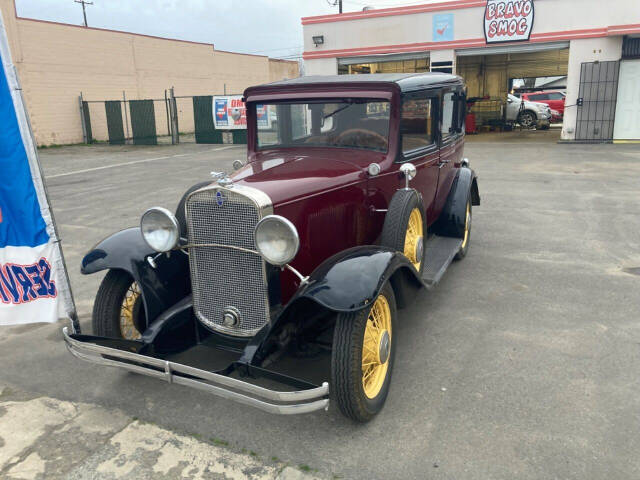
[457,46,569,132]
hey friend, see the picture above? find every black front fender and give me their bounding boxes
[81,228,190,326]
[291,245,424,313]
[241,245,424,365]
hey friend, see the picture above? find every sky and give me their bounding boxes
[14,0,441,60]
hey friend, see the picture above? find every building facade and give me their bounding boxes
[0,0,298,145]
[302,0,640,141]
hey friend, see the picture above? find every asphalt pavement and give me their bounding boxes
[1,137,639,479]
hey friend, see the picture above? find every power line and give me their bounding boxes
[74,0,93,27]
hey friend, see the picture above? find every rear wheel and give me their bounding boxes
[92,270,145,339]
[454,198,472,260]
[331,282,397,422]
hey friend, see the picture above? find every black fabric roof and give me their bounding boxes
[264,73,462,92]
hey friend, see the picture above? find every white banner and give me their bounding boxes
[213,95,247,130]
[0,9,76,326]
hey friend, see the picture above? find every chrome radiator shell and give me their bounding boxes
[185,184,273,337]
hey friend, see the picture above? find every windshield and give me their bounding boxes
[255,100,390,152]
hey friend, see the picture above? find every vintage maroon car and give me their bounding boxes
[63,73,480,422]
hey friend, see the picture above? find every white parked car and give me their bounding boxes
[506,94,551,130]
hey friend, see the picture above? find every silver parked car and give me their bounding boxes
[506,93,551,130]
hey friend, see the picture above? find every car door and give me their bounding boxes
[397,91,440,223]
[546,92,565,114]
[432,88,464,221]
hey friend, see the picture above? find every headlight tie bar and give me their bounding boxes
[179,243,261,256]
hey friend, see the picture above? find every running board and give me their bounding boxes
[422,235,463,287]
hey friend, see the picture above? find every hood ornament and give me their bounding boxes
[210,171,234,188]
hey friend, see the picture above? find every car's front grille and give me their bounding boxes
[185,186,270,336]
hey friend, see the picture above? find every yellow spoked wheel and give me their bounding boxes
[362,294,392,399]
[119,283,142,340]
[332,282,397,422]
[455,198,472,260]
[461,201,471,249]
[403,208,423,271]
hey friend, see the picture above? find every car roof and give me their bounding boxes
[261,73,463,93]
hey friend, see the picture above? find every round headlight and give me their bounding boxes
[255,215,299,266]
[140,207,179,252]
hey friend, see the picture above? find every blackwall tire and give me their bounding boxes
[518,111,536,129]
[331,282,397,422]
[454,198,472,261]
[92,270,144,339]
[381,189,426,274]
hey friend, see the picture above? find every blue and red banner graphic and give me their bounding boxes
[0,10,74,325]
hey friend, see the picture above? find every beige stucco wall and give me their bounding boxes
[0,0,298,145]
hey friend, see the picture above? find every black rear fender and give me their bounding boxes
[433,167,480,238]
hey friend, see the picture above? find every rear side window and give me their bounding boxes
[530,93,549,101]
[441,92,455,139]
[400,97,434,153]
[548,92,565,100]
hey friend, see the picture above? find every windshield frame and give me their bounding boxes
[246,89,396,155]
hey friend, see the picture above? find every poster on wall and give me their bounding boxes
[484,0,534,44]
[213,95,246,129]
[433,13,454,42]
[0,9,76,327]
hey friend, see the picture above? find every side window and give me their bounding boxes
[400,96,434,153]
[440,92,455,140]
[548,92,564,100]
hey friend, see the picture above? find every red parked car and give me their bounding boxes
[520,90,566,121]
[64,73,480,422]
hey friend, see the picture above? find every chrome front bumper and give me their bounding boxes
[62,327,329,415]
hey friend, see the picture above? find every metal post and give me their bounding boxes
[164,89,171,137]
[122,90,130,143]
[78,92,87,144]
[170,87,179,144]
[223,83,226,95]
[339,0,342,13]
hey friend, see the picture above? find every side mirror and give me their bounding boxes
[507,98,513,104]
[232,159,244,171]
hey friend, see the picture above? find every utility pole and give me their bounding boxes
[74,0,93,27]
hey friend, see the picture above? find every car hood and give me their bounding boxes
[524,100,549,112]
[230,150,368,206]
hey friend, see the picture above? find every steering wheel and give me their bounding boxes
[334,129,388,150]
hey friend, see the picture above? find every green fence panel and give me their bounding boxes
[232,129,247,144]
[193,95,222,144]
[105,100,125,145]
[82,101,93,143]
[129,100,157,145]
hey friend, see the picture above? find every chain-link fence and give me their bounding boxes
[80,90,247,146]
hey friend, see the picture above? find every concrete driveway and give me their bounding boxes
[1,139,639,479]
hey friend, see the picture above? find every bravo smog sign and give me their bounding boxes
[484,0,534,44]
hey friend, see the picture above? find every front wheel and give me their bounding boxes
[518,110,536,129]
[331,282,397,422]
[92,270,145,339]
